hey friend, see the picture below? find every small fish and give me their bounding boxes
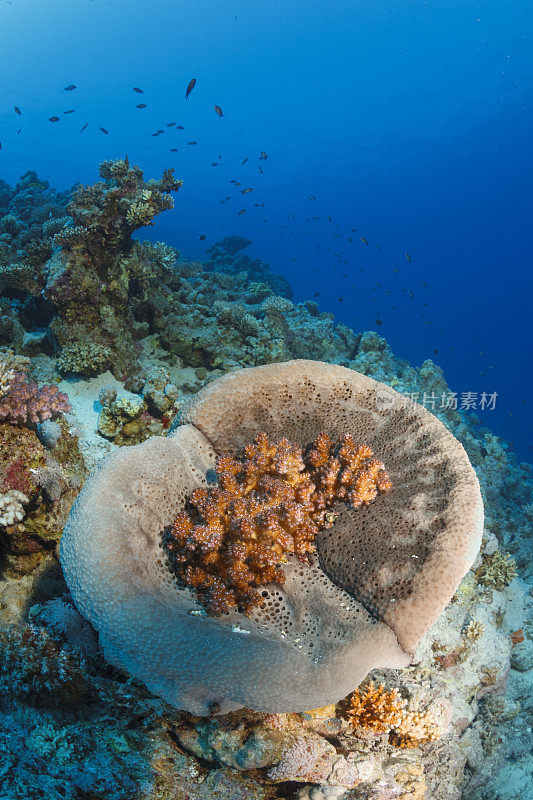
[393,267,400,273]
[64,84,77,91]
[258,165,263,173]
[375,319,383,326]
[49,116,60,123]
[405,252,412,262]
[259,151,268,160]
[241,187,253,194]
[308,194,316,200]
[242,157,248,164]
[313,292,320,298]
[14,106,22,115]
[214,104,223,117]
[100,127,109,134]
[185,78,196,99]
[199,234,206,240]
[238,209,246,215]
[360,236,368,244]
[434,349,439,354]
[170,148,179,152]
[133,87,144,93]
[166,122,176,127]
[136,103,147,109]
[187,141,197,145]
[211,162,218,166]
[80,122,88,132]
[176,125,184,129]
[63,109,75,114]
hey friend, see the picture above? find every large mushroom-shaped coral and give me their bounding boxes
[60,360,483,714]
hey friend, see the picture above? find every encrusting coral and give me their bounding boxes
[163,431,391,614]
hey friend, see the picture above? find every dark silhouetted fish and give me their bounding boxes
[360,236,368,244]
[14,106,21,115]
[258,166,263,173]
[136,103,147,109]
[313,292,320,297]
[167,122,176,127]
[238,209,246,215]
[170,148,178,152]
[63,109,75,114]
[199,234,206,240]
[49,116,60,122]
[133,87,144,93]
[405,252,412,262]
[308,195,316,200]
[259,151,268,160]
[100,127,109,134]
[185,78,196,99]
[241,188,253,194]
[214,104,223,117]
[64,84,77,91]
[187,141,197,145]
[242,157,249,164]
[80,122,88,132]
[177,125,184,129]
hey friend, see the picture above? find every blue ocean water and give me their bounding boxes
[1,0,531,458]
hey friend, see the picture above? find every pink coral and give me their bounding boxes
[0,373,71,427]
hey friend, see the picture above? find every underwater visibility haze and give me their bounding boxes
[0,2,531,800]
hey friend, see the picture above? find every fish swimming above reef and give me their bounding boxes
[49,116,60,123]
[136,103,147,109]
[14,106,22,115]
[63,109,75,114]
[80,122,88,132]
[241,187,253,194]
[259,151,268,160]
[405,252,412,262]
[100,127,109,134]
[214,104,223,117]
[64,84,77,91]
[185,78,196,99]
[133,86,144,93]
[238,209,246,215]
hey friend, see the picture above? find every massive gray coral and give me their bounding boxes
[60,360,483,715]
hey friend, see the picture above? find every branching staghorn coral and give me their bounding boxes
[475,549,518,589]
[164,432,391,615]
[346,682,443,748]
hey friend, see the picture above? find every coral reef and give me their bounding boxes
[205,235,293,298]
[164,431,391,614]
[47,159,182,379]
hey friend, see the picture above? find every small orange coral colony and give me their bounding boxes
[346,681,443,748]
[163,432,391,615]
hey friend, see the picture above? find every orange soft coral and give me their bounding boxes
[163,432,391,615]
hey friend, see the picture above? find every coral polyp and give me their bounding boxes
[163,432,391,615]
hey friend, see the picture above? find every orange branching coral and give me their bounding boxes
[164,432,391,615]
[346,681,405,735]
[346,682,443,748]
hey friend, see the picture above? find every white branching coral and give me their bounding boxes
[0,489,29,526]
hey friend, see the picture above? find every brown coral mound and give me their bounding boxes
[164,432,391,614]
